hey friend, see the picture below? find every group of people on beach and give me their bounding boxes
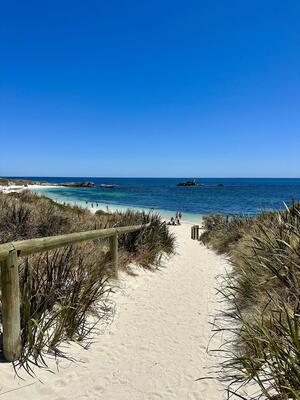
[85,201,99,208]
[85,201,111,213]
[167,211,182,226]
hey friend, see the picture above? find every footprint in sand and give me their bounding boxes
[146,393,163,400]
[189,379,210,397]
[188,391,207,400]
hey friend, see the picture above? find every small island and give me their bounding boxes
[177,179,202,187]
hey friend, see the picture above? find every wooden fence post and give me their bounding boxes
[195,225,200,240]
[1,249,22,361]
[110,233,118,279]
[191,225,200,240]
[191,225,195,239]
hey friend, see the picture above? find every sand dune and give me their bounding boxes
[0,223,227,399]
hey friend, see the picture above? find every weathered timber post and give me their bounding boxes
[0,249,22,361]
[110,233,118,279]
[191,225,200,240]
[195,225,200,240]
[191,225,195,239]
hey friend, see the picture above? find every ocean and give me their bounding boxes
[12,177,300,222]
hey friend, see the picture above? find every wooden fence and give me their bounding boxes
[0,223,150,362]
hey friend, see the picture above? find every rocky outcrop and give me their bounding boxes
[61,181,95,187]
[177,180,202,187]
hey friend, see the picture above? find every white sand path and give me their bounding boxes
[0,223,227,399]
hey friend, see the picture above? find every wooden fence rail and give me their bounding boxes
[0,223,151,362]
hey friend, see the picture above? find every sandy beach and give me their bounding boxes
[0,184,64,193]
[0,223,227,399]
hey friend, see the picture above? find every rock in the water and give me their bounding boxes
[61,181,95,187]
[177,179,201,187]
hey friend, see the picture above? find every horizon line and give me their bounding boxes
[3,176,300,180]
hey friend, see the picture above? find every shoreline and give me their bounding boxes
[2,177,300,218]
[0,180,203,224]
[28,186,203,224]
[0,184,65,192]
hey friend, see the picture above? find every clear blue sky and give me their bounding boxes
[1,0,299,177]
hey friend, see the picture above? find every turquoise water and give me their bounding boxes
[15,177,300,221]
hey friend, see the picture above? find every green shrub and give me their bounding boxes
[200,214,254,254]
[19,245,111,371]
[200,205,300,399]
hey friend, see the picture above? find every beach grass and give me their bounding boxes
[200,204,300,399]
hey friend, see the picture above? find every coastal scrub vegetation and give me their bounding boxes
[200,205,300,399]
[0,191,175,371]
